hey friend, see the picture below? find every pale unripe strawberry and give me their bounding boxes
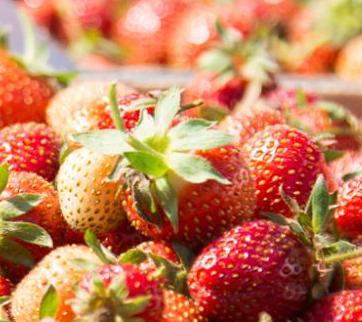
[57,147,125,233]
[11,245,100,322]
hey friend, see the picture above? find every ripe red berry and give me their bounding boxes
[188,220,311,322]
[0,122,61,181]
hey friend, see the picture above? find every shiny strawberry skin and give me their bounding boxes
[304,290,362,322]
[0,122,61,181]
[220,106,285,146]
[126,145,256,249]
[0,50,55,127]
[0,171,66,282]
[243,124,325,217]
[188,220,311,322]
[78,264,164,322]
[335,177,362,239]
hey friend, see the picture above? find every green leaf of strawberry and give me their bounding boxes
[0,165,9,195]
[39,285,59,320]
[0,238,35,268]
[72,130,131,155]
[0,194,44,219]
[311,175,331,234]
[168,153,230,184]
[84,230,117,264]
[124,151,168,177]
[2,221,53,248]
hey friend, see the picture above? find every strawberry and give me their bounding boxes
[46,81,133,139]
[0,275,12,320]
[70,263,164,321]
[20,0,57,30]
[112,0,191,64]
[342,237,362,290]
[0,122,61,181]
[329,151,362,183]
[220,105,285,146]
[334,177,362,239]
[0,275,11,297]
[0,49,55,127]
[303,290,362,322]
[0,171,66,282]
[166,2,218,68]
[266,89,362,152]
[74,86,256,248]
[184,23,278,115]
[336,35,362,81]
[57,147,125,233]
[242,124,327,217]
[188,220,311,322]
[11,245,100,322]
[162,289,208,322]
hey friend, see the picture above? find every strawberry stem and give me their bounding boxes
[109,83,125,132]
[324,248,362,264]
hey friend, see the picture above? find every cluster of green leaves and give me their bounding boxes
[197,21,278,85]
[267,175,362,299]
[73,85,233,232]
[0,164,53,268]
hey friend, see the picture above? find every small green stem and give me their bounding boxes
[324,248,362,264]
[109,83,125,132]
[179,99,204,113]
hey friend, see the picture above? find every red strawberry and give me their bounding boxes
[0,122,61,181]
[220,105,285,146]
[0,171,65,282]
[334,177,362,239]
[329,151,362,183]
[74,86,256,249]
[0,275,11,297]
[242,124,327,217]
[125,144,256,248]
[184,73,246,113]
[112,0,191,64]
[0,49,55,127]
[342,236,362,290]
[166,2,218,67]
[266,89,361,151]
[71,263,164,322]
[304,290,362,322]
[20,0,57,29]
[188,220,311,322]
[162,289,208,322]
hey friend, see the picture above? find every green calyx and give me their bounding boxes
[11,11,75,86]
[71,270,150,322]
[0,164,53,268]
[84,230,193,296]
[197,22,278,85]
[266,175,362,299]
[73,85,233,232]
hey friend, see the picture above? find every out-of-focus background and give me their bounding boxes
[3,0,362,78]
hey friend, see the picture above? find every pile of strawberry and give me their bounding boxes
[3,12,362,322]
[19,0,362,80]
